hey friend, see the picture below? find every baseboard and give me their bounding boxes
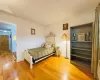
[16,58,24,62]
[65,57,69,59]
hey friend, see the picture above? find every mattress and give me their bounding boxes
[28,47,54,60]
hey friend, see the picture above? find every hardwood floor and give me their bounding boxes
[0,51,95,80]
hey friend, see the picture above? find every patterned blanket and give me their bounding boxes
[28,47,54,60]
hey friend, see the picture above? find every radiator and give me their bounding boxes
[98,60,100,80]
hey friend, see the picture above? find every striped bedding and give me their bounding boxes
[28,47,54,60]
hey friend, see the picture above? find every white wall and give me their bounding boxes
[0,10,95,61]
[0,12,45,62]
[45,11,95,58]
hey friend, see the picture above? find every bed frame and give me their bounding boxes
[24,32,55,69]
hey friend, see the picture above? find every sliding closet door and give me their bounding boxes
[0,35,9,50]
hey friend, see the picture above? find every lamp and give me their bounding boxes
[13,36,16,40]
[62,33,68,59]
[62,33,67,40]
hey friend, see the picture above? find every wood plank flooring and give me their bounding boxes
[0,51,95,80]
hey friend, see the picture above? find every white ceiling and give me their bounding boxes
[0,0,99,26]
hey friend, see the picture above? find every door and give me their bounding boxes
[0,35,9,50]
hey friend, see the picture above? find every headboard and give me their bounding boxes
[46,32,55,46]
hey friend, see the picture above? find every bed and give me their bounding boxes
[24,32,55,69]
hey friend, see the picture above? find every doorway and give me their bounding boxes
[0,35,9,51]
[0,21,17,59]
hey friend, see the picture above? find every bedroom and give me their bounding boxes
[0,0,100,80]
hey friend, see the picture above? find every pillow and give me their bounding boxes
[51,44,54,47]
[45,44,51,48]
[41,43,45,48]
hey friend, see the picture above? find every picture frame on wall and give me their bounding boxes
[31,28,35,35]
[63,23,68,30]
[77,33,85,41]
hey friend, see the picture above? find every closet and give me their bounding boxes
[70,23,93,70]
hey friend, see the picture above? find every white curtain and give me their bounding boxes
[91,4,100,79]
